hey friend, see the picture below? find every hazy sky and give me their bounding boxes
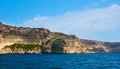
[0,0,120,42]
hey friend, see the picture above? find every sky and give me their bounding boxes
[0,0,120,42]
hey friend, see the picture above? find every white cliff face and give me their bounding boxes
[0,22,120,54]
[0,48,13,54]
[0,42,14,50]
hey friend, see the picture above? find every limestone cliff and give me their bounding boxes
[0,22,120,54]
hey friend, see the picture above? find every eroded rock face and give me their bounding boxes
[0,22,120,54]
[0,22,49,48]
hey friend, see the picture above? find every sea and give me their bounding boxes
[0,53,120,69]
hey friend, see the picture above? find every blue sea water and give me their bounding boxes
[0,53,120,69]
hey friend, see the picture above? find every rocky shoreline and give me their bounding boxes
[0,22,120,54]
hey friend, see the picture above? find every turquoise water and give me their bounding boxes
[0,53,120,69]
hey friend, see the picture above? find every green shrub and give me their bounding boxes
[92,47,104,52]
[4,44,41,51]
[51,38,66,53]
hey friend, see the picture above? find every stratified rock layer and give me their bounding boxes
[0,22,120,54]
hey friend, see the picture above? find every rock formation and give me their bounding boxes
[0,22,120,54]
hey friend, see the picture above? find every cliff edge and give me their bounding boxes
[0,22,120,54]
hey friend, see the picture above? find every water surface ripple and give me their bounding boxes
[0,53,120,69]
